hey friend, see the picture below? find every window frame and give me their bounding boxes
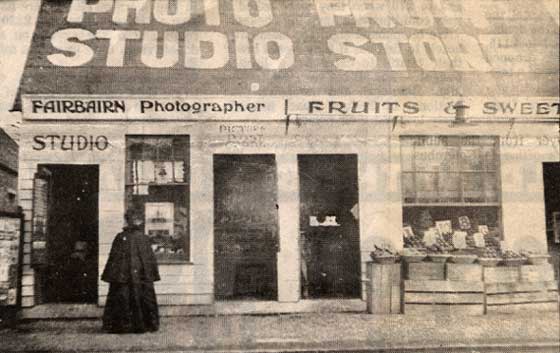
[400,135,502,207]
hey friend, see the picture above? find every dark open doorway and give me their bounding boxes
[542,162,560,279]
[41,165,99,303]
[298,154,361,299]
[214,155,279,300]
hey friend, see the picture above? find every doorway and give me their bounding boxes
[214,155,279,300]
[298,154,361,299]
[40,165,99,303]
[542,162,560,279]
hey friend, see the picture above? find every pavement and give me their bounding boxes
[1,311,560,352]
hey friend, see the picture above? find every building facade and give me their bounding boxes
[13,0,560,315]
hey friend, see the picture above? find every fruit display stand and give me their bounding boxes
[485,263,559,314]
[403,259,485,315]
[365,262,402,314]
[446,263,483,281]
[404,280,485,315]
[402,260,559,315]
[405,262,445,281]
[399,220,558,315]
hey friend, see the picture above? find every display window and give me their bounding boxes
[400,136,502,255]
[125,136,190,263]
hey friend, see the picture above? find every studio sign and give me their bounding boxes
[32,135,109,151]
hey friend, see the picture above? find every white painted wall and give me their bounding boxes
[18,120,556,308]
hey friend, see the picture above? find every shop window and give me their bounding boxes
[125,136,190,263]
[401,136,502,244]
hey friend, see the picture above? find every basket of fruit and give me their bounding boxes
[426,242,451,263]
[476,248,501,267]
[402,248,426,263]
[403,235,426,249]
[478,257,501,267]
[428,253,451,263]
[450,254,478,264]
[502,250,527,267]
[370,245,399,264]
[521,251,551,265]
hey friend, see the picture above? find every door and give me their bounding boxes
[214,155,279,300]
[298,154,361,299]
[39,165,99,303]
[542,162,560,279]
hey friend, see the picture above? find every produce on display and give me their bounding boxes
[520,250,551,265]
[402,247,426,263]
[501,250,527,266]
[370,244,399,264]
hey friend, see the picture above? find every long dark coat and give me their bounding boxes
[101,226,160,333]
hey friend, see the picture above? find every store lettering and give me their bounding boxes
[328,33,495,72]
[42,0,545,73]
[66,0,273,27]
[308,100,420,115]
[31,99,126,114]
[483,102,560,115]
[48,29,294,69]
[219,125,266,147]
[315,0,490,29]
[32,135,109,151]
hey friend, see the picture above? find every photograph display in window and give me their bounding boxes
[125,136,190,262]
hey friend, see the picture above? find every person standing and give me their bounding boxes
[101,210,160,333]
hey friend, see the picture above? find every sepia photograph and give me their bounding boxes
[0,1,559,352]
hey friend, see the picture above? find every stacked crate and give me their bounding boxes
[403,262,485,315]
[370,261,559,315]
[485,264,559,314]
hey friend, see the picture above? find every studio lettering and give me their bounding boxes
[42,0,557,72]
[32,135,110,151]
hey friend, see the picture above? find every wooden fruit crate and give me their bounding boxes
[483,266,520,283]
[366,262,401,314]
[405,262,445,281]
[446,263,483,281]
[486,281,559,314]
[519,264,555,282]
[404,280,485,315]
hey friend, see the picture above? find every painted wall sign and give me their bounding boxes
[22,95,560,121]
[32,134,110,151]
[18,0,559,97]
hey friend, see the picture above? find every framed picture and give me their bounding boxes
[473,232,486,248]
[478,225,489,236]
[458,216,471,230]
[402,226,414,238]
[435,220,452,235]
[423,228,440,247]
[452,231,467,249]
[145,202,174,237]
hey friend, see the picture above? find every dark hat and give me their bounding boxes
[125,209,143,224]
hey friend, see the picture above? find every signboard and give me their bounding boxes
[0,216,21,306]
[18,0,559,98]
[22,94,559,120]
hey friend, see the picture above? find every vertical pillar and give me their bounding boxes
[358,130,403,299]
[276,153,300,302]
[189,145,215,293]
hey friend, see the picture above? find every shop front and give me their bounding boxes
[12,0,559,316]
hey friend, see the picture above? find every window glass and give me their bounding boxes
[125,135,190,263]
[438,173,461,202]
